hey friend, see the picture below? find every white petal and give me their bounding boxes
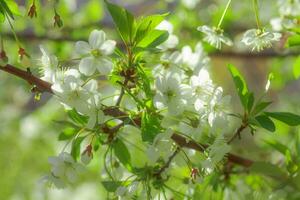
[75,41,91,55]
[66,168,77,183]
[100,40,116,55]
[95,58,113,75]
[79,57,96,76]
[83,79,98,92]
[89,30,106,49]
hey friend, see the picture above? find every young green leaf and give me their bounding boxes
[137,29,169,49]
[58,127,78,141]
[264,139,289,155]
[71,136,85,160]
[265,112,300,126]
[252,101,272,116]
[105,0,135,43]
[141,111,160,143]
[286,34,300,47]
[135,14,166,44]
[247,92,255,113]
[255,114,276,132]
[0,0,14,19]
[0,6,5,22]
[293,56,300,79]
[228,64,249,109]
[112,138,132,171]
[102,181,123,192]
[67,109,88,126]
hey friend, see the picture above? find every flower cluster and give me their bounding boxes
[38,23,233,193]
[41,152,84,188]
[270,0,300,31]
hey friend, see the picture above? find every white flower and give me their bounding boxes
[146,130,174,165]
[181,0,200,9]
[154,73,189,115]
[116,181,139,199]
[270,17,297,31]
[48,152,84,184]
[51,69,90,113]
[152,51,182,77]
[241,29,281,51]
[190,68,214,111]
[277,0,300,17]
[39,46,58,83]
[156,20,179,50]
[40,173,66,189]
[76,30,116,76]
[197,25,233,49]
[181,42,210,75]
[206,87,230,127]
[202,135,231,172]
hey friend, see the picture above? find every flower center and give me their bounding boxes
[162,61,170,69]
[195,86,203,95]
[91,49,101,58]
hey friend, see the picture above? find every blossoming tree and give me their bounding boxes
[1,0,300,199]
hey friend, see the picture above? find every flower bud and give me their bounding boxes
[81,144,93,165]
[53,12,63,28]
[190,167,199,180]
[27,2,37,18]
[18,47,30,60]
[0,50,8,64]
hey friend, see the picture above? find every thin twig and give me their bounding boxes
[115,79,128,106]
[227,123,248,144]
[154,146,181,177]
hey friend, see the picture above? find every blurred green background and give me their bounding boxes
[1,0,300,199]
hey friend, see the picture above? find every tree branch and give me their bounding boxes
[2,33,299,58]
[0,63,254,168]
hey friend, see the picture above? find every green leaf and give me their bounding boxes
[0,6,5,22]
[264,139,289,155]
[247,92,254,113]
[112,138,132,171]
[228,64,249,109]
[102,181,122,192]
[141,111,160,143]
[250,161,286,178]
[287,34,300,47]
[58,127,78,141]
[4,0,20,16]
[71,136,85,160]
[296,134,300,158]
[137,29,168,49]
[293,56,300,79]
[105,0,135,43]
[0,0,14,19]
[67,109,88,126]
[255,114,276,132]
[265,112,300,126]
[135,14,166,44]
[252,101,272,116]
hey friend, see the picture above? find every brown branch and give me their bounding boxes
[227,123,248,144]
[154,146,181,177]
[0,64,52,93]
[0,63,254,168]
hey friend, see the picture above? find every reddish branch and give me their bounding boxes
[0,64,254,167]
